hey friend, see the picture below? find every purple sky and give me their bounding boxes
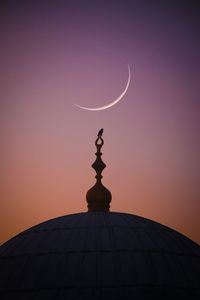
[0,1,200,245]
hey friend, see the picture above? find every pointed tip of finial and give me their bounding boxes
[86,129,112,212]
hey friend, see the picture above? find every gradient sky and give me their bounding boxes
[1,0,200,245]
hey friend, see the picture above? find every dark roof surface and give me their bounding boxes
[0,212,200,299]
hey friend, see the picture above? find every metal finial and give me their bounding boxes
[86,129,112,212]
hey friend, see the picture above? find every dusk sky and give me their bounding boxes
[1,1,199,245]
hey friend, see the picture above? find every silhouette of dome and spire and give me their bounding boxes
[0,130,200,299]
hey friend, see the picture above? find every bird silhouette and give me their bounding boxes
[98,128,104,137]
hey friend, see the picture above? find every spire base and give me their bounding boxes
[87,182,112,212]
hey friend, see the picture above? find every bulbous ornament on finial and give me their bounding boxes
[86,129,112,212]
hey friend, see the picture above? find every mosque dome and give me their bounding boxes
[0,130,200,299]
[0,212,200,299]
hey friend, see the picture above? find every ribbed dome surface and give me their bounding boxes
[0,212,200,299]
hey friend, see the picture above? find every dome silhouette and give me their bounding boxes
[0,131,200,299]
[0,212,200,299]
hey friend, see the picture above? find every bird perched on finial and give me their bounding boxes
[98,128,104,137]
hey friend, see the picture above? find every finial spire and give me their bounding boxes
[86,129,112,212]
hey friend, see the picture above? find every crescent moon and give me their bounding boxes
[74,64,131,111]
